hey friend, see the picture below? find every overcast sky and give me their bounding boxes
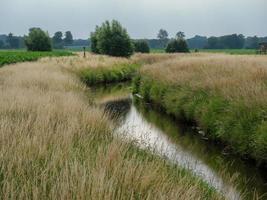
[1,0,267,39]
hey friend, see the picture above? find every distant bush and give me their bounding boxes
[134,40,150,53]
[25,28,52,51]
[90,20,134,57]
[166,39,189,53]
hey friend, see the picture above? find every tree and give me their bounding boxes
[7,33,19,49]
[157,29,169,48]
[245,36,259,49]
[166,39,189,53]
[157,29,168,40]
[0,40,4,48]
[25,28,52,51]
[176,31,185,39]
[90,20,134,57]
[90,26,100,54]
[52,31,63,49]
[134,40,150,53]
[187,35,208,49]
[64,31,73,46]
[206,37,219,49]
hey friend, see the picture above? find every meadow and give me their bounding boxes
[0,53,223,199]
[149,48,258,54]
[133,53,267,164]
[197,49,257,55]
[0,50,73,67]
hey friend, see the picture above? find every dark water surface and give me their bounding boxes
[92,83,267,200]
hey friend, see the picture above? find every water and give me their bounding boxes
[92,83,267,200]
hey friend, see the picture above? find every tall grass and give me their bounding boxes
[0,56,223,199]
[133,53,267,164]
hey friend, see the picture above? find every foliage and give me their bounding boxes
[0,51,73,67]
[157,29,169,40]
[0,40,4,48]
[52,31,64,49]
[25,28,52,51]
[166,39,189,53]
[187,35,208,49]
[90,20,134,57]
[64,31,73,46]
[7,33,20,49]
[90,26,100,54]
[205,34,245,49]
[157,29,169,48]
[134,40,150,53]
[176,31,185,39]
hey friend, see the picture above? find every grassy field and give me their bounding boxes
[0,50,73,67]
[150,48,258,55]
[133,53,267,164]
[0,53,223,199]
[197,49,257,55]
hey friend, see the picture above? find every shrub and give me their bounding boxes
[25,28,52,51]
[90,20,134,57]
[165,39,189,53]
[134,40,150,53]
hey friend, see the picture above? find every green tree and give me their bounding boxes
[52,31,63,49]
[206,37,219,49]
[90,20,134,57]
[245,36,259,49]
[64,31,73,46]
[166,39,189,53]
[157,29,169,48]
[7,33,19,49]
[134,40,150,53]
[0,40,4,48]
[25,28,52,51]
[176,31,185,39]
[90,26,100,54]
[157,29,168,40]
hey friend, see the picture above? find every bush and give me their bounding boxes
[90,20,134,57]
[134,40,150,53]
[165,39,189,53]
[25,28,52,51]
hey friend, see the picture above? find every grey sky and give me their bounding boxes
[1,0,267,39]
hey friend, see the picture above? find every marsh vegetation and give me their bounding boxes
[0,53,226,200]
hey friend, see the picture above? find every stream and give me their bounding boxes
[92,83,267,200]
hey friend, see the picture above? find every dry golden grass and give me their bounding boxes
[141,53,267,106]
[0,57,223,199]
[40,53,132,71]
[132,53,178,65]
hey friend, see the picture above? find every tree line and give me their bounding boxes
[0,30,76,50]
[187,35,267,49]
[0,21,266,55]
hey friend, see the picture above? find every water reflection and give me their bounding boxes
[92,83,267,200]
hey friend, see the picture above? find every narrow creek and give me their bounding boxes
[92,83,267,200]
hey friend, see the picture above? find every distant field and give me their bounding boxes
[150,48,165,53]
[150,48,258,55]
[197,49,258,55]
[64,46,91,52]
[0,50,73,67]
